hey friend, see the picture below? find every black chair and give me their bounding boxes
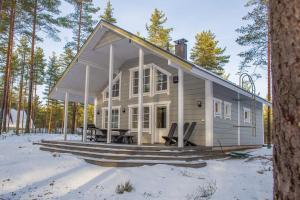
[164,122,190,145]
[173,122,197,146]
[162,123,177,145]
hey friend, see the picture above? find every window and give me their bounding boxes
[102,107,120,129]
[155,68,169,93]
[129,64,171,98]
[129,106,151,132]
[244,107,251,123]
[224,101,232,120]
[214,98,222,118]
[102,73,121,101]
[156,106,167,128]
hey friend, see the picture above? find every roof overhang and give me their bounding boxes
[50,20,271,106]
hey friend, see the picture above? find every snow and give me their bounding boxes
[0,133,273,200]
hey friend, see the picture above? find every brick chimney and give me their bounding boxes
[174,38,188,60]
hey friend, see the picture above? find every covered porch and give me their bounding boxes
[50,21,214,148]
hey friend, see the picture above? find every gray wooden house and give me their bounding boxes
[50,20,270,147]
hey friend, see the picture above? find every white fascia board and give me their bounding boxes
[191,66,271,106]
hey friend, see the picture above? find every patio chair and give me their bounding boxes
[162,123,177,145]
[163,122,190,145]
[173,122,197,146]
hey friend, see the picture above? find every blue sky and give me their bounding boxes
[39,0,267,99]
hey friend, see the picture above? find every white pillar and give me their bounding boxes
[63,92,69,141]
[205,80,214,146]
[178,68,184,148]
[83,65,90,142]
[94,97,97,125]
[137,48,144,145]
[237,93,241,145]
[107,44,114,143]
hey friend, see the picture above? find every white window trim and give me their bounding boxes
[127,101,171,134]
[101,106,121,129]
[128,103,153,133]
[153,65,171,95]
[243,107,251,123]
[102,72,122,102]
[129,64,152,99]
[224,101,232,120]
[213,98,222,118]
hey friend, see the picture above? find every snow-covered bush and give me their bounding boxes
[186,180,217,200]
[115,181,134,194]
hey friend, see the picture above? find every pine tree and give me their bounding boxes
[100,0,116,24]
[190,31,230,76]
[15,36,30,134]
[61,0,99,133]
[44,52,61,133]
[25,0,62,133]
[146,9,173,50]
[236,0,268,78]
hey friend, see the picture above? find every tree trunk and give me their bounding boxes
[71,2,83,134]
[0,0,15,133]
[7,78,13,131]
[25,0,37,133]
[16,53,25,135]
[270,0,300,199]
[267,6,272,148]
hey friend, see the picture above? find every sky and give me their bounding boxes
[39,0,267,99]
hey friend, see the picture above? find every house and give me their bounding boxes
[50,20,270,147]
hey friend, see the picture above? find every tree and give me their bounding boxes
[15,36,30,134]
[25,0,62,133]
[236,0,268,79]
[61,0,99,133]
[270,0,300,198]
[0,0,16,133]
[44,52,62,133]
[100,0,116,24]
[146,9,173,50]
[190,31,230,76]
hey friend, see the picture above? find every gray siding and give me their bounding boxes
[213,83,263,146]
[95,54,206,145]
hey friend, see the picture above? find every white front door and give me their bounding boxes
[154,104,169,143]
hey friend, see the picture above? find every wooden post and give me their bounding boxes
[138,48,144,145]
[178,67,184,148]
[205,79,213,146]
[63,92,69,141]
[83,65,90,142]
[107,44,114,144]
[94,97,97,125]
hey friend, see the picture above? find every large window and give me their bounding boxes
[103,73,121,101]
[244,107,251,123]
[129,106,151,132]
[102,107,120,129]
[214,98,222,118]
[129,64,170,98]
[131,68,151,96]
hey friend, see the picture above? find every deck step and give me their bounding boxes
[39,140,212,151]
[82,157,207,168]
[36,142,211,156]
[39,146,203,161]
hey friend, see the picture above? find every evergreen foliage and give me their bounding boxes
[100,0,116,24]
[235,0,268,79]
[146,9,173,50]
[190,31,230,76]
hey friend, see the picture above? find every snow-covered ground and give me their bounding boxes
[0,133,273,200]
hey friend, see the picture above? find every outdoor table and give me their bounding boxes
[98,129,133,144]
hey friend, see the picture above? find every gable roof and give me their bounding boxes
[50,20,271,106]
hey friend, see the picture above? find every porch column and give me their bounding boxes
[237,93,241,145]
[63,92,69,141]
[205,79,214,146]
[94,97,97,125]
[83,65,90,142]
[178,67,184,148]
[137,48,144,145]
[107,44,114,143]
